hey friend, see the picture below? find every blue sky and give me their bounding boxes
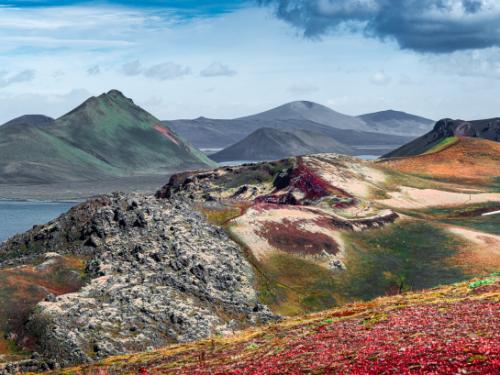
[0,0,499,123]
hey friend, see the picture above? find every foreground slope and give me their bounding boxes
[210,127,355,162]
[53,277,500,374]
[384,117,500,158]
[0,90,213,184]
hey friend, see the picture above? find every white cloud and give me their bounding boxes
[144,62,191,80]
[200,62,237,77]
[370,71,391,86]
[121,60,190,80]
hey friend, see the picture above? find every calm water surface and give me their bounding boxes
[0,200,75,242]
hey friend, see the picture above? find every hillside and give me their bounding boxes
[210,127,355,162]
[380,137,500,184]
[166,102,416,152]
[384,117,500,158]
[358,109,434,136]
[49,277,500,374]
[0,90,213,184]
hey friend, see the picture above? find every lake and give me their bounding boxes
[0,200,76,242]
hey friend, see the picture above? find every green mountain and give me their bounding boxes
[0,90,214,184]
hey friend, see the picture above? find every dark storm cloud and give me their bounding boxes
[260,0,500,53]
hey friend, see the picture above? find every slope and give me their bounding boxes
[210,127,355,162]
[53,277,500,375]
[358,109,434,136]
[0,90,214,184]
[380,137,500,184]
[384,117,500,158]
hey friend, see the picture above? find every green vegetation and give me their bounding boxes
[443,215,500,236]
[468,277,497,289]
[339,222,466,301]
[423,136,459,155]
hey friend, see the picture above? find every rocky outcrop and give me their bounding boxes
[0,193,274,368]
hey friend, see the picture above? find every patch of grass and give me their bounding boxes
[423,137,459,155]
[201,206,242,226]
[338,221,467,301]
[468,277,497,289]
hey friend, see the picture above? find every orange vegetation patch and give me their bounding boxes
[381,137,500,183]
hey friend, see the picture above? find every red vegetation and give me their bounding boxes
[154,124,180,145]
[67,280,499,375]
[289,164,332,201]
[256,218,339,255]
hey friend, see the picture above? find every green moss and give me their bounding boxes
[423,136,459,155]
[339,222,467,301]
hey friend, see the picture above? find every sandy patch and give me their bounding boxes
[377,186,500,209]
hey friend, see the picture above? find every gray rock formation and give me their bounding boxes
[0,193,274,368]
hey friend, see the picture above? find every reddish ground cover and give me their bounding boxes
[61,279,499,375]
[153,124,180,145]
[256,218,339,255]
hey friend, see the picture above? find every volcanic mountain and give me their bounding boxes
[358,109,434,136]
[0,90,214,184]
[383,117,500,158]
[165,101,419,153]
[210,127,355,162]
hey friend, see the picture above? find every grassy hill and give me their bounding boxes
[52,276,500,374]
[0,90,214,184]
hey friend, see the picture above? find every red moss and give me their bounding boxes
[256,219,339,256]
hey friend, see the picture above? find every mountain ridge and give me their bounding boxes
[0,90,214,184]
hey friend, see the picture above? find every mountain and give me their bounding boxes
[1,114,54,128]
[210,127,355,162]
[0,90,214,184]
[383,117,500,158]
[166,101,417,154]
[358,109,434,136]
[243,101,369,131]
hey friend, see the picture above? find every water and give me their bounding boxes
[0,200,76,242]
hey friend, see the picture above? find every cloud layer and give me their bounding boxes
[261,0,500,53]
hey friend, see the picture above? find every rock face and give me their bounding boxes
[0,193,273,367]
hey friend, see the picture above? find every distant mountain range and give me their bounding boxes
[0,90,214,184]
[166,101,434,155]
[384,117,500,158]
[210,127,355,162]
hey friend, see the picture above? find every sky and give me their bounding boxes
[0,0,499,123]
